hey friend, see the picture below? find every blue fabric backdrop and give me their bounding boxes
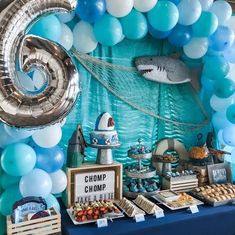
[60,35,211,165]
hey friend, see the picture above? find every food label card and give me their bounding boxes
[97,218,108,228]
[134,213,145,222]
[189,205,199,214]
[155,210,165,219]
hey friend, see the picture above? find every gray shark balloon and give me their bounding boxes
[135,56,191,85]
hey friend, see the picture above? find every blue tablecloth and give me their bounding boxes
[61,201,235,235]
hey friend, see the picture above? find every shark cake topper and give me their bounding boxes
[135,56,191,85]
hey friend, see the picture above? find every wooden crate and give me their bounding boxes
[162,177,198,192]
[7,208,61,235]
[63,161,123,207]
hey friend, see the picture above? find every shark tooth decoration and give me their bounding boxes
[135,56,191,85]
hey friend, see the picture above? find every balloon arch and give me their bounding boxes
[1,0,235,228]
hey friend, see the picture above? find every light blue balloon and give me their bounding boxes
[35,145,65,173]
[147,1,179,31]
[177,0,202,26]
[192,12,218,37]
[224,43,235,64]
[214,78,235,98]
[58,24,73,50]
[202,56,230,80]
[209,26,234,51]
[29,15,62,42]
[19,169,52,198]
[226,104,235,124]
[168,24,192,47]
[0,185,22,216]
[148,23,171,39]
[1,143,36,176]
[45,194,60,211]
[212,111,231,130]
[0,173,20,190]
[222,125,235,147]
[94,14,123,46]
[57,11,75,23]
[4,124,34,140]
[120,9,147,40]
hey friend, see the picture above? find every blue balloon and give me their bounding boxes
[29,15,61,42]
[76,0,106,23]
[202,56,230,80]
[45,194,60,211]
[1,143,36,176]
[209,26,234,51]
[224,43,235,64]
[120,9,147,40]
[94,14,123,46]
[222,125,235,147]
[0,185,22,216]
[200,76,215,91]
[168,0,180,5]
[168,24,192,47]
[147,1,179,31]
[148,23,171,39]
[35,145,65,173]
[214,78,235,98]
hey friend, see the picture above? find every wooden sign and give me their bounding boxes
[63,161,122,207]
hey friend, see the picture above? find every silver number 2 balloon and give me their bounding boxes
[0,0,79,128]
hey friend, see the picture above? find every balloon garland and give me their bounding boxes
[0,0,235,229]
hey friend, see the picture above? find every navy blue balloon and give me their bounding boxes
[75,0,106,23]
[35,145,65,173]
[209,26,234,51]
[168,24,192,47]
[148,23,171,39]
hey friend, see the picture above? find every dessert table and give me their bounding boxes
[60,201,235,235]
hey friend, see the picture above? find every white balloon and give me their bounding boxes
[60,117,67,127]
[198,0,213,11]
[106,0,134,18]
[32,124,62,148]
[183,38,208,59]
[57,11,75,23]
[177,0,202,26]
[50,170,67,194]
[210,94,234,112]
[134,0,157,12]
[225,16,235,33]
[209,0,232,25]
[58,24,73,50]
[73,21,98,53]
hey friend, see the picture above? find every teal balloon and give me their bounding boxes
[214,78,235,98]
[1,143,36,176]
[29,15,61,42]
[201,76,215,91]
[45,194,60,211]
[0,185,22,216]
[202,56,230,80]
[94,13,123,46]
[147,1,179,31]
[192,12,218,37]
[226,104,235,124]
[120,9,147,40]
[0,213,6,235]
[0,173,20,190]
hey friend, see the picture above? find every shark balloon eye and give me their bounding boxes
[0,0,80,128]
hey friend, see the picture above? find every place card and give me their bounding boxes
[97,218,108,228]
[134,213,145,223]
[189,205,199,214]
[155,210,165,219]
